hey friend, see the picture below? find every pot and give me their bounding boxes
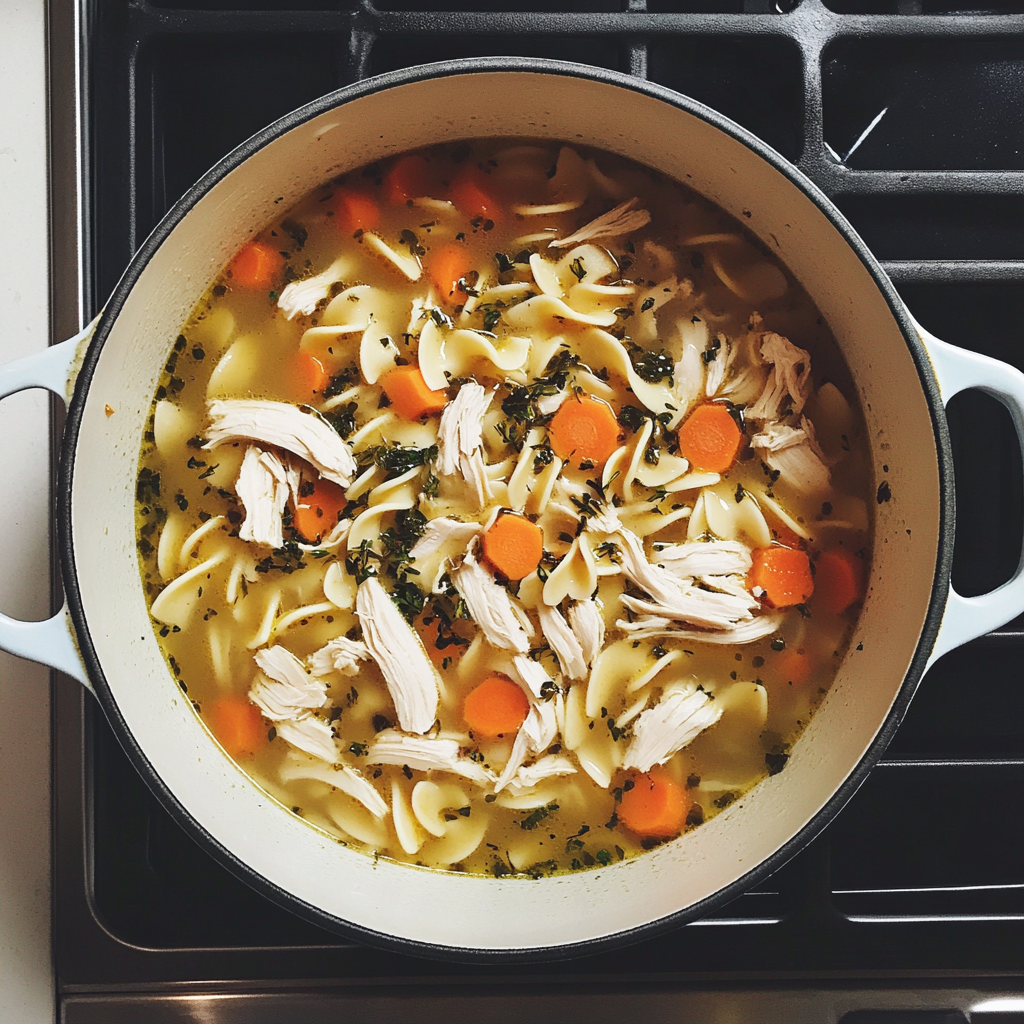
[2,58,1023,961]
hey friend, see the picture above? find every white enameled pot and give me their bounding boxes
[3,59,1024,961]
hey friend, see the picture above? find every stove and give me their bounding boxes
[51,0,1024,1018]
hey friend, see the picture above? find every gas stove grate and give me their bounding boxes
[54,0,1024,994]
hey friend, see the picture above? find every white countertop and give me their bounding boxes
[0,0,57,1020]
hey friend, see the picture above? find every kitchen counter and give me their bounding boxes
[0,0,56,1020]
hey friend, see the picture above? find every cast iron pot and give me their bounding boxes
[3,58,1024,961]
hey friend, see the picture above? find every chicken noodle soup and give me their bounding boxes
[136,140,871,877]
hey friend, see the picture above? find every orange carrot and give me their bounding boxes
[330,189,379,234]
[773,647,813,687]
[384,153,431,204]
[229,240,284,290]
[380,364,448,420]
[548,395,621,466]
[676,403,743,473]
[463,675,530,737]
[482,513,544,581]
[618,767,690,838]
[430,243,470,302]
[748,546,814,608]
[293,478,347,544]
[813,548,866,615]
[205,696,266,759]
[296,351,330,396]
[449,171,499,223]
[770,520,806,550]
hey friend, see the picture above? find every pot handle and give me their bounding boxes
[0,325,94,689]
[918,321,1024,668]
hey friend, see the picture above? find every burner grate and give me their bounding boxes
[56,0,1024,995]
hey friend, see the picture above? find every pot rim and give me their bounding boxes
[56,56,955,963]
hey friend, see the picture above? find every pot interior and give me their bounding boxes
[65,65,942,954]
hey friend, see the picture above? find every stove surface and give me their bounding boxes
[52,0,1024,1017]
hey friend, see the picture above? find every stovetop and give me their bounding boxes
[52,0,1024,1018]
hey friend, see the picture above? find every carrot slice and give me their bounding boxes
[292,478,347,544]
[482,513,544,581]
[384,153,431,204]
[463,675,530,737]
[296,351,330,396]
[449,171,499,223]
[618,767,690,838]
[205,696,266,759]
[430,243,470,302]
[773,647,813,687]
[380,364,448,420]
[229,240,284,290]
[548,395,621,466]
[330,189,379,234]
[676,403,743,473]
[813,548,866,615]
[748,546,814,608]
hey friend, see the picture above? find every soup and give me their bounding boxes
[135,140,871,878]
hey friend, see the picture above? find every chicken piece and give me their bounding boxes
[235,446,291,549]
[308,635,371,678]
[506,754,577,795]
[355,577,441,734]
[249,646,329,720]
[494,700,559,792]
[277,256,348,319]
[274,717,340,764]
[407,517,482,560]
[617,609,784,644]
[537,604,587,680]
[511,654,553,700]
[204,399,357,488]
[453,553,531,654]
[279,752,388,818]
[751,417,831,495]
[567,599,605,667]
[654,539,753,579]
[623,683,723,772]
[747,332,812,422]
[366,730,495,786]
[548,197,651,249]
[616,528,756,630]
[436,382,494,509]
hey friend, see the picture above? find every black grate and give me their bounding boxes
[63,0,1024,992]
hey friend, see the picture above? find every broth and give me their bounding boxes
[135,140,871,877]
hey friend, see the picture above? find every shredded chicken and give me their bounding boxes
[356,577,441,734]
[407,517,481,560]
[495,700,559,792]
[204,400,357,487]
[249,646,328,720]
[567,599,606,666]
[366,730,495,786]
[436,382,494,509]
[277,256,347,319]
[751,416,831,494]
[747,332,812,422]
[453,553,530,654]
[506,754,577,794]
[537,604,587,680]
[617,610,785,644]
[511,654,553,699]
[308,635,371,677]
[275,718,340,764]
[236,446,291,548]
[548,197,651,249]
[654,540,753,579]
[624,684,723,772]
[279,752,388,817]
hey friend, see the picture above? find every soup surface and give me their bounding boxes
[135,140,871,877]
